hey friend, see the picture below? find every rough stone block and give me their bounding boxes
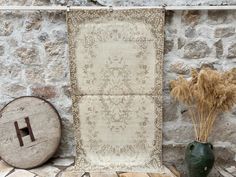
[30,165,60,177]
[24,67,45,84]
[214,39,223,58]
[31,86,57,99]
[25,12,42,31]
[208,10,228,24]
[14,47,39,65]
[0,45,4,56]
[7,169,36,177]
[227,43,236,58]
[0,22,13,36]
[0,160,14,177]
[181,11,201,26]
[184,41,210,59]
[214,27,235,38]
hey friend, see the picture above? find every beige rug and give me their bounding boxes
[67,8,165,172]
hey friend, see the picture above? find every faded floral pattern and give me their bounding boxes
[67,8,165,172]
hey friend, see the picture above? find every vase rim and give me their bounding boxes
[194,140,210,144]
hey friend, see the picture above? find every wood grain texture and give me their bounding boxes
[119,173,149,177]
[166,166,180,177]
[90,172,118,177]
[148,173,170,177]
[0,96,61,169]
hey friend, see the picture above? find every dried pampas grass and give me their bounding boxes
[170,67,236,142]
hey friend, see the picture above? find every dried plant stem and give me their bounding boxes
[201,108,214,141]
[170,68,236,142]
[188,108,198,139]
[204,111,218,142]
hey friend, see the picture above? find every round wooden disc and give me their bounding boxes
[0,96,61,169]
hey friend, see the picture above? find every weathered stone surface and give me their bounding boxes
[163,145,186,176]
[7,169,36,177]
[208,10,228,24]
[4,0,30,5]
[0,22,13,36]
[21,32,37,44]
[0,11,23,19]
[30,165,60,177]
[0,160,14,177]
[52,29,67,43]
[165,10,175,24]
[180,109,193,124]
[62,85,71,98]
[214,147,236,163]
[25,12,42,31]
[214,27,235,38]
[197,26,214,39]
[170,61,190,75]
[217,166,234,177]
[24,67,45,84]
[184,41,210,59]
[0,1,235,172]
[163,123,194,143]
[44,41,65,56]
[7,38,18,48]
[163,96,179,122]
[227,43,236,58]
[164,39,174,54]
[91,0,236,6]
[178,38,186,49]
[55,0,67,5]
[1,83,26,97]
[214,39,223,58]
[48,12,66,24]
[165,27,177,40]
[14,47,39,65]
[163,74,177,94]
[46,61,68,81]
[0,45,4,56]
[210,116,236,143]
[182,11,201,26]
[211,168,226,177]
[51,97,72,119]
[225,166,236,176]
[52,158,74,167]
[31,86,57,99]
[33,0,51,5]
[56,119,76,157]
[68,0,88,5]
[38,32,49,42]
[200,63,216,70]
[0,64,22,80]
[57,166,84,177]
[185,27,196,38]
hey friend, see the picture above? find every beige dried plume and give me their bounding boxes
[170,67,236,142]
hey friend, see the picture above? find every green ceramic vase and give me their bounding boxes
[185,141,215,177]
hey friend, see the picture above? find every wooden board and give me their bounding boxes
[119,173,149,177]
[0,96,61,169]
[90,172,118,177]
[148,173,172,177]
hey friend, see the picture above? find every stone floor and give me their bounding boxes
[0,158,235,177]
[0,157,178,177]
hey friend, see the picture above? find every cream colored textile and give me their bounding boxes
[67,8,165,172]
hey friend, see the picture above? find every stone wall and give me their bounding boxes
[0,1,236,176]
[163,10,236,176]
